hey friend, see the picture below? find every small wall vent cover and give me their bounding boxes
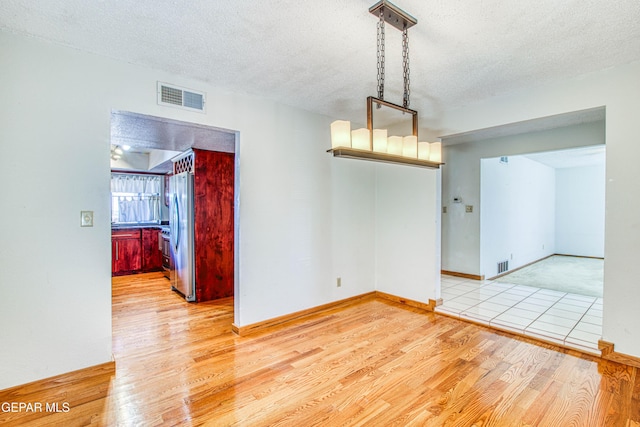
[157,82,206,112]
[497,260,509,274]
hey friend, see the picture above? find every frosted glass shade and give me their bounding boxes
[387,136,403,155]
[418,142,430,160]
[373,129,388,152]
[429,142,442,163]
[330,120,351,149]
[402,135,418,158]
[351,128,371,151]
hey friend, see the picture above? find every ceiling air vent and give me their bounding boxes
[157,82,206,113]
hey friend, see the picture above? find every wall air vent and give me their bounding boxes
[157,82,206,113]
[497,260,509,274]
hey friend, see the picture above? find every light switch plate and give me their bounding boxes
[81,210,94,227]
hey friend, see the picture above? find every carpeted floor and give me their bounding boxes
[494,255,604,298]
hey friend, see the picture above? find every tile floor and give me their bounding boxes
[436,275,603,354]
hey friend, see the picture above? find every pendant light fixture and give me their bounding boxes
[328,0,443,169]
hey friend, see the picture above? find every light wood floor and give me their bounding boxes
[1,272,639,426]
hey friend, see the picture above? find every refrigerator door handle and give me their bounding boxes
[173,193,180,252]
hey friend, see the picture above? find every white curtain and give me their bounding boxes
[111,174,162,223]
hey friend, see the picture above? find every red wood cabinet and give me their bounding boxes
[192,148,235,301]
[142,228,163,272]
[112,229,142,275]
[112,227,163,276]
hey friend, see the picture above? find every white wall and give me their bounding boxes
[375,164,441,302]
[555,164,605,257]
[436,59,640,358]
[0,31,439,389]
[442,121,604,276]
[480,156,605,278]
[0,34,114,390]
[480,156,556,278]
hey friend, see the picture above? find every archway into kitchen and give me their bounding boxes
[109,110,240,319]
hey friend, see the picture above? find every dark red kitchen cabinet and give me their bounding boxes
[142,228,163,272]
[192,148,235,301]
[112,229,142,275]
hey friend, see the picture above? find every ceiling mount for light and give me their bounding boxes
[328,0,442,169]
[369,0,417,32]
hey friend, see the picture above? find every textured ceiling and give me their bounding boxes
[2,0,640,128]
[525,145,605,169]
[110,111,235,153]
[440,106,605,144]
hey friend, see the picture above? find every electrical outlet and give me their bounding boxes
[442,206,447,213]
[465,205,473,213]
[337,277,342,287]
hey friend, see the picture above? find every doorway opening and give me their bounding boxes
[437,107,606,354]
[109,111,240,319]
[480,145,606,296]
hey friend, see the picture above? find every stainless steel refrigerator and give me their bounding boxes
[169,171,196,301]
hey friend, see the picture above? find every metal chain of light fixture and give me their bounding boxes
[377,8,386,103]
[402,25,410,108]
[376,5,411,109]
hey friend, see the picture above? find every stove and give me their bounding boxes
[160,227,171,279]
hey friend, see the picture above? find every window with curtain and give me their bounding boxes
[111,173,162,224]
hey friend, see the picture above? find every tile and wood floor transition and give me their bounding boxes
[1,272,638,426]
[437,275,603,354]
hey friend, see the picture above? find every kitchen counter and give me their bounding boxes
[111,222,167,230]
